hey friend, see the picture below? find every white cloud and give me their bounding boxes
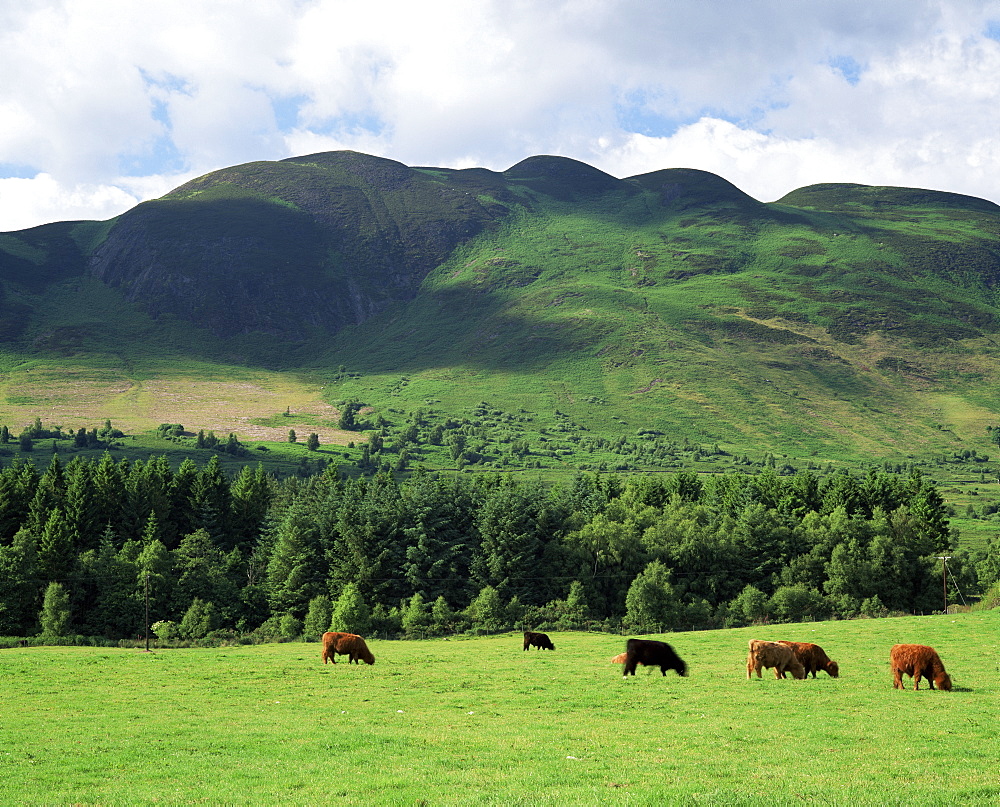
[3,0,1000,230]
[0,174,138,231]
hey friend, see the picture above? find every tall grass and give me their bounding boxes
[2,610,997,804]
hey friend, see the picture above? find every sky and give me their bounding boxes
[3,0,1000,232]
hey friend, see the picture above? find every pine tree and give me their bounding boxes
[330,473,406,604]
[172,528,239,621]
[0,460,39,543]
[38,508,75,582]
[194,456,232,548]
[76,534,142,638]
[0,527,40,635]
[91,452,122,543]
[63,458,101,553]
[471,476,544,603]
[265,502,326,617]
[402,475,477,606]
[167,458,201,548]
[230,464,273,552]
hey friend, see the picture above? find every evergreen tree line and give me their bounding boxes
[0,453,995,642]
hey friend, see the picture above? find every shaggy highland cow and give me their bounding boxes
[777,641,840,678]
[622,639,688,678]
[523,631,555,651]
[321,631,376,665]
[746,639,806,680]
[890,644,951,691]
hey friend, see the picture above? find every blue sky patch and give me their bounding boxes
[118,134,186,178]
[0,162,39,180]
[271,94,309,130]
[829,55,863,85]
[615,92,697,137]
[318,110,387,139]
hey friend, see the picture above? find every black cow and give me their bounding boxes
[622,638,687,677]
[523,631,555,651]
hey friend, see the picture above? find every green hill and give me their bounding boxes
[2,150,1000,466]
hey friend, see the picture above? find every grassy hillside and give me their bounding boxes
[2,151,1000,475]
[318,165,1000,464]
[2,612,998,804]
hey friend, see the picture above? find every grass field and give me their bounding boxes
[0,360,353,447]
[2,611,998,805]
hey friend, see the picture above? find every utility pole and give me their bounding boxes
[935,556,951,613]
[144,572,150,652]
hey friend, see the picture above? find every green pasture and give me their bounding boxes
[2,611,998,805]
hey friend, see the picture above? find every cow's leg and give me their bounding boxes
[921,667,934,689]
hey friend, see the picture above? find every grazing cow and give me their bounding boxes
[610,652,627,664]
[321,632,352,664]
[622,639,687,678]
[746,639,806,680]
[890,644,951,691]
[523,631,555,651]
[321,631,376,665]
[778,641,840,678]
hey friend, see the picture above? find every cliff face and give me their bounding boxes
[86,151,518,338]
[86,196,351,338]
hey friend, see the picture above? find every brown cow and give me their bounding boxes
[321,631,376,665]
[890,644,951,691]
[610,652,627,664]
[523,631,555,651]
[746,639,806,680]
[321,632,351,664]
[778,641,839,678]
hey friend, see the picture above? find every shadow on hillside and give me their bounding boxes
[314,283,608,374]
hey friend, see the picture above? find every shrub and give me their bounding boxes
[151,620,180,641]
[769,585,829,622]
[179,599,218,639]
[39,582,71,638]
[278,613,303,639]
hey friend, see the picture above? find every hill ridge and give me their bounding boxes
[2,150,1000,461]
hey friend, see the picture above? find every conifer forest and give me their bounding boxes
[2,452,996,643]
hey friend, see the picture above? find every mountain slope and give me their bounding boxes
[2,151,1000,459]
